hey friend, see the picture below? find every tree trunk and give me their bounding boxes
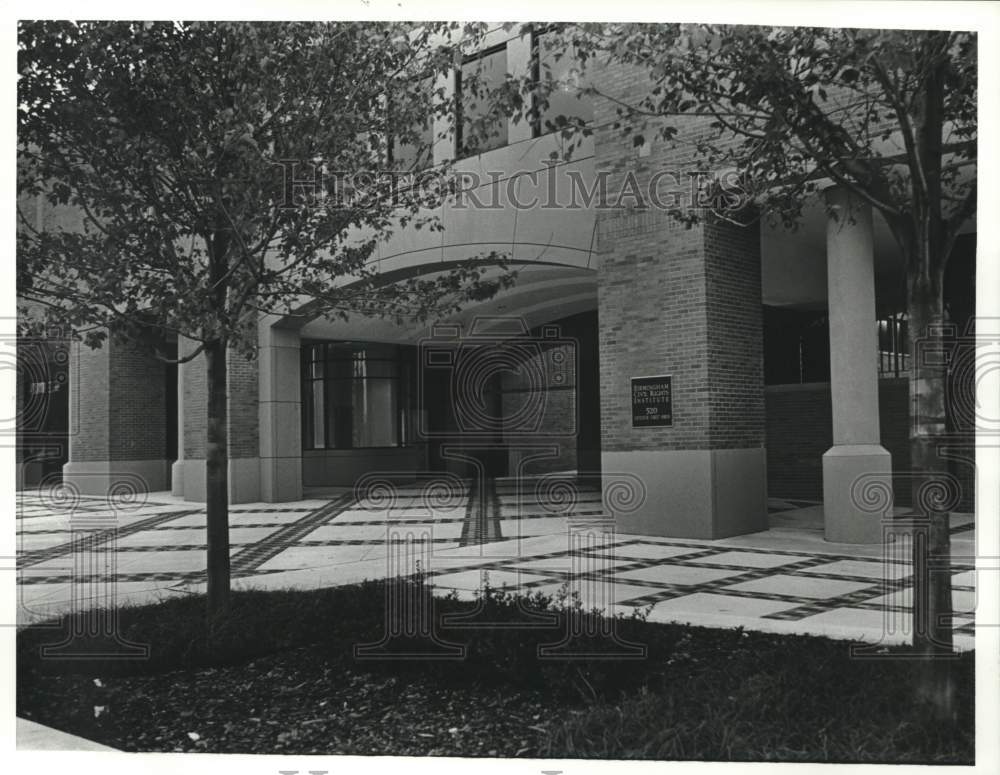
[907,271,956,720]
[204,337,231,621]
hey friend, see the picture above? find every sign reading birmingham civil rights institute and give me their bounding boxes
[631,375,672,428]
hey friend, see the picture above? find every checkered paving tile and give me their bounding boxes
[229,493,355,573]
[16,509,202,569]
[13,486,977,649]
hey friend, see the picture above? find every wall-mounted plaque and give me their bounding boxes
[631,375,672,427]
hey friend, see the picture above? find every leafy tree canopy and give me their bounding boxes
[17,20,514,359]
[541,23,976,266]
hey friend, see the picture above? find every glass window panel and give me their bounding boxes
[301,342,413,450]
[364,342,400,360]
[353,378,399,447]
[390,77,436,172]
[326,343,358,361]
[341,359,398,380]
[393,124,433,172]
[537,31,594,133]
[311,380,325,449]
[460,47,508,155]
[302,381,315,449]
[328,377,353,448]
[327,342,398,361]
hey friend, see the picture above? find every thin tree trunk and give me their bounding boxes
[907,271,955,720]
[205,337,231,620]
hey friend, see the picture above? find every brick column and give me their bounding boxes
[821,185,891,543]
[587,60,767,539]
[63,337,170,495]
[597,211,767,539]
[175,336,262,504]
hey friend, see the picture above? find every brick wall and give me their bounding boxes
[878,379,910,503]
[109,338,167,461]
[69,337,167,463]
[765,377,974,511]
[705,218,765,449]
[181,338,259,460]
[227,352,259,459]
[763,383,831,500]
[181,337,206,459]
[68,342,110,462]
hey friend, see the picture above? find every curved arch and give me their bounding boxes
[294,260,597,345]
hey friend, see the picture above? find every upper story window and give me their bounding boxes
[456,44,509,157]
[388,77,436,172]
[532,27,594,137]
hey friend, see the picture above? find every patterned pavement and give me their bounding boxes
[13,477,977,650]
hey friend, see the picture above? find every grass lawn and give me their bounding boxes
[16,579,974,762]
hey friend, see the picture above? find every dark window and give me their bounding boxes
[532,27,594,137]
[765,305,916,384]
[302,342,415,450]
[877,312,910,378]
[763,306,830,385]
[456,44,508,157]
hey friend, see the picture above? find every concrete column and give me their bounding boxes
[170,358,185,496]
[258,320,302,502]
[822,185,891,543]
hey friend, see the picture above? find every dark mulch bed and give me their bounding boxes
[17,580,975,761]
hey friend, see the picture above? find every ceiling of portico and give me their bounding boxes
[761,189,977,314]
[296,262,597,344]
[762,193,902,312]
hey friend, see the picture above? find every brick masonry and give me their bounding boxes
[68,336,166,462]
[705,219,765,449]
[765,377,975,511]
[181,338,259,461]
[590,59,764,456]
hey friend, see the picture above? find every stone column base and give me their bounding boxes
[603,448,767,539]
[176,458,262,504]
[170,459,186,497]
[62,459,171,496]
[822,444,892,544]
[17,460,44,490]
[260,456,303,503]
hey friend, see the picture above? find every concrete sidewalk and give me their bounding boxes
[17,718,117,751]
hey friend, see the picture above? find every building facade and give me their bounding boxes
[26,25,976,544]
